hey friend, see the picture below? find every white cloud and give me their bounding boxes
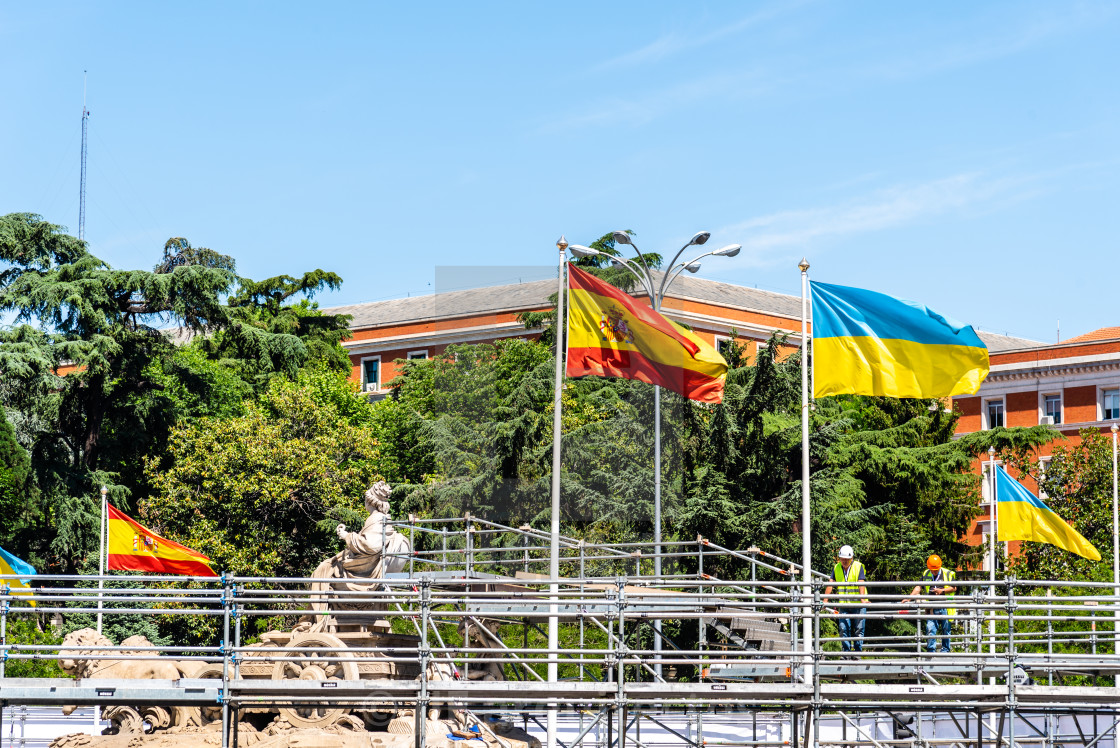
[593,3,802,72]
[719,172,1032,266]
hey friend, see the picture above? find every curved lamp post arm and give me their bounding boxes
[658,244,740,303]
[619,239,659,304]
[567,246,655,298]
[655,232,713,304]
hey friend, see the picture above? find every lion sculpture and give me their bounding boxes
[59,628,183,719]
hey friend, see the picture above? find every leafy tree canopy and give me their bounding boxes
[0,213,350,572]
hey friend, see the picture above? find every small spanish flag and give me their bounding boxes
[566,263,727,404]
[107,504,217,576]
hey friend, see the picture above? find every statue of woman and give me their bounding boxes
[308,482,411,617]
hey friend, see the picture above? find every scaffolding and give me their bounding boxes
[1,519,1118,748]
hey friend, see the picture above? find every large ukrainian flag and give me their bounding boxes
[995,466,1101,561]
[0,545,37,606]
[810,281,989,399]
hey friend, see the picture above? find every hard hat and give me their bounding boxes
[838,545,854,559]
[927,554,942,571]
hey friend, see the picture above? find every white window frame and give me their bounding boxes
[1101,386,1120,421]
[1040,392,1063,426]
[407,349,429,361]
[984,399,1005,430]
[1038,457,1052,499]
[360,355,381,392]
[980,458,1004,506]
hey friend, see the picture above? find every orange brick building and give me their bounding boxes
[329,277,1117,565]
[327,273,808,396]
[952,327,1120,565]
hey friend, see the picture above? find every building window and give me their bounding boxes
[1104,389,1120,420]
[1038,457,1051,499]
[407,350,428,361]
[1043,394,1062,425]
[980,459,1003,505]
[361,357,380,392]
[986,400,1004,429]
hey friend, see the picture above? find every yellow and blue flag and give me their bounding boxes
[0,545,37,606]
[995,466,1100,561]
[810,281,989,399]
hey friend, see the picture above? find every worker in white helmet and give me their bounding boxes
[823,544,869,654]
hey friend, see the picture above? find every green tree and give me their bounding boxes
[0,213,350,572]
[0,406,33,548]
[143,368,382,578]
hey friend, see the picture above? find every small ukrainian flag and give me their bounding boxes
[0,545,37,606]
[995,466,1100,561]
[810,281,989,399]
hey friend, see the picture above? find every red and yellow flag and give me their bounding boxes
[566,263,727,404]
[108,504,217,577]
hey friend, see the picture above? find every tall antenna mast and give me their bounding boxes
[79,71,89,241]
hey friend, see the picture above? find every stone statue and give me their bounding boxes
[309,481,411,618]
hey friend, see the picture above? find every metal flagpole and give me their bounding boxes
[798,259,815,748]
[97,485,107,633]
[96,485,107,731]
[1111,423,1118,689]
[547,236,568,748]
[987,448,997,688]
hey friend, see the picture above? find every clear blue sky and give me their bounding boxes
[3,2,1117,342]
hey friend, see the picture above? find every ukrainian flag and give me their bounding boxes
[995,466,1101,561]
[810,281,989,399]
[0,545,37,606]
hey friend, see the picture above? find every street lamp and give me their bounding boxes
[566,231,740,678]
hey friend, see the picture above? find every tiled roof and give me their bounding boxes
[976,331,1046,352]
[326,272,804,330]
[1060,326,1120,344]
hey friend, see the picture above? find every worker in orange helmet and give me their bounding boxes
[903,554,956,653]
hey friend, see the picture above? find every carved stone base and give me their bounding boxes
[49,720,541,748]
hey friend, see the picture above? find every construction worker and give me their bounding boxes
[823,545,869,654]
[903,554,956,653]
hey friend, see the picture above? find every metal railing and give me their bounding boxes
[1,538,1118,748]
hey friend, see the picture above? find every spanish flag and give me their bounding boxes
[0,545,37,606]
[810,281,989,399]
[995,466,1101,561]
[108,504,217,576]
[566,264,727,404]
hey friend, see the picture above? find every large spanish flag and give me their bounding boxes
[108,504,217,576]
[810,281,989,399]
[995,466,1100,561]
[566,264,727,403]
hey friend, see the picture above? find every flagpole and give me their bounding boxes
[1111,423,1118,689]
[798,258,814,748]
[987,448,997,687]
[97,485,107,634]
[547,236,568,748]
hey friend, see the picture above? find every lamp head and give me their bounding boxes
[684,262,701,273]
[612,231,633,246]
[568,244,594,258]
[556,235,568,251]
[690,231,711,246]
[713,244,741,257]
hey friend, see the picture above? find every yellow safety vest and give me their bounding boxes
[922,568,956,617]
[833,561,865,599]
